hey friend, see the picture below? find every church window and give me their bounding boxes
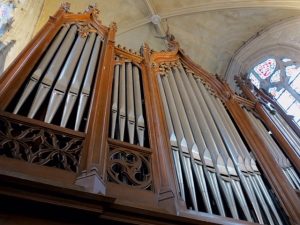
[248,56,300,128]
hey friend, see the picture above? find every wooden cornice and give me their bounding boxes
[149,41,180,65]
[232,94,256,109]
[114,45,143,64]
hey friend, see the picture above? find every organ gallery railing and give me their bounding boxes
[0,3,299,225]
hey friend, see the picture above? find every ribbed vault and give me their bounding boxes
[2,0,300,79]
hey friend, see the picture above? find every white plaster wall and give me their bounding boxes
[0,0,44,72]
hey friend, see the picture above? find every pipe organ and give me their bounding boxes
[0,4,299,225]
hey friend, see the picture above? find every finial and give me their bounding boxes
[60,2,70,12]
[86,3,100,18]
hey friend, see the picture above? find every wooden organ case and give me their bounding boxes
[0,4,299,225]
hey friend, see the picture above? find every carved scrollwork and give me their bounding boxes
[0,117,83,172]
[107,148,152,190]
[76,23,97,38]
[85,4,100,19]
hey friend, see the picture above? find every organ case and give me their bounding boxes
[0,4,299,225]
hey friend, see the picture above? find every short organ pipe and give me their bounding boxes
[110,60,148,147]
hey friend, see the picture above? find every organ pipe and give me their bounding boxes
[246,109,300,190]
[10,24,103,132]
[213,97,283,225]
[157,61,288,224]
[110,59,148,147]
[133,66,145,147]
[44,34,87,123]
[111,58,120,139]
[61,33,96,127]
[157,76,186,202]
[75,36,102,131]
[28,25,78,119]
[13,25,70,114]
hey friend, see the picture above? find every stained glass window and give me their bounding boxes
[0,1,15,37]
[277,90,295,110]
[248,56,300,128]
[286,65,300,84]
[270,70,280,83]
[268,87,284,99]
[290,74,300,94]
[254,58,276,79]
[286,101,300,120]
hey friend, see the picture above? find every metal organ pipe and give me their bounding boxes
[157,62,289,224]
[160,72,199,211]
[110,60,147,147]
[13,25,70,114]
[118,61,126,141]
[271,111,300,157]
[246,110,300,190]
[75,36,102,131]
[111,57,120,139]
[157,76,186,202]
[28,25,78,119]
[213,97,283,225]
[133,66,145,147]
[60,33,96,128]
[126,62,135,144]
[44,34,87,123]
[10,23,103,132]
[207,92,283,225]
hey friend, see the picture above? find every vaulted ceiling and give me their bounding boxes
[18,0,300,77]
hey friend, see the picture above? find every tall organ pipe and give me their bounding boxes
[44,34,87,123]
[13,25,70,114]
[60,33,96,127]
[118,62,126,141]
[246,110,300,190]
[28,25,78,119]
[271,111,300,157]
[176,66,253,222]
[160,73,199,211]
[133,66,145,147]
[126,62,135,144]
[75,36,102,131]
[169,67,214,214]
[206,91,283,225]
[111,58,120,139]
[213,97,283,225]
[158,76,186,202]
